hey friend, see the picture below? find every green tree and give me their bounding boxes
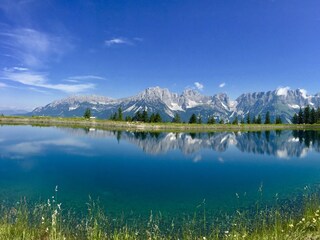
[304,105,311,124]
[246,113,251,124]
[253,116,257,124]
[256,114,262,124]
[240,117,245,124]
[149,113,156,123]
[275,116,282,124]
[110,112,117,121]
[189,113,197,124]
[207,116,216,124]
[219,119,224,124]
[125,116,132,121]
[232,116,238,125]
[317,107,320,123]
[292,113,298,124]
[133,111,142,121]
[154,113,162,123]
[264,111,271,124]
[83,108,91,119]
[310,108,316,124]
[142,110,149,122]
[117,107,123,121]
[172,113,182,123]
[298,108,304,124]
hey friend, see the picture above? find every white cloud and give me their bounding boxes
[219,82,226,88]
[1,68,95,93]
[0,82,7,88]
[194,82,204,90]
[104,37,143,47]
[105,38,132,47]
[66,75,105,81]
[0,28,72,68]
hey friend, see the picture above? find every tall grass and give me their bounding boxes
[1,188,320,239]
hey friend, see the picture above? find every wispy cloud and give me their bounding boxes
[0,82,7,88]
[0,27,72,68]
[1,68,95,93]
[104,37,143,47]
[66,75,105,81]
[105,38,132,47]
[194,82,204,91]
[219,82,226,88]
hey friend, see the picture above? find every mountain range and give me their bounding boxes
[29,86,320,123]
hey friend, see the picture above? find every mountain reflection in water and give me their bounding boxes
[62,128,320,158]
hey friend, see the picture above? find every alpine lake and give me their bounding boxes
[1,125,320,227]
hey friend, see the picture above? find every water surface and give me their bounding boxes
[0,126,319,219]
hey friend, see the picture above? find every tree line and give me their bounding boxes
[110,108,162,123]
[292,106,320,124]
[83,107,286,125]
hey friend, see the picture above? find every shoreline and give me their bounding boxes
[1,116,319,132]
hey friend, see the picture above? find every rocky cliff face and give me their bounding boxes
[29,86,320,123]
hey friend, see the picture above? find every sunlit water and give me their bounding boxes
[0,125,320,220]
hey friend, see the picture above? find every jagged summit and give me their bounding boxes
[29,86,320,123]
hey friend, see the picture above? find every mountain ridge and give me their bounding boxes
[28,86,320,123]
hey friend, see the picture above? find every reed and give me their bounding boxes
[1,188,320,239]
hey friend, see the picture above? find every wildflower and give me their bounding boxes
[313,218,317,223]
[315,213,319,217]
[289,223,294,228]
[225,230,229,234]
[235,193,239,199]
[57,203,62,210]
[55,185,58,192]
[203,237,207,240]
[302,218,305,222]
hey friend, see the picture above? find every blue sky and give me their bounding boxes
[0,0,320,110]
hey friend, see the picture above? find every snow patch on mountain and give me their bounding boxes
[276,87,290,97]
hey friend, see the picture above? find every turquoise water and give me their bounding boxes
[0,125,320,220]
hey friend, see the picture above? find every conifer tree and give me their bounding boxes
[304,105,311,124]
[264,111,271,124]
[154,113,162,123]
[207,116,216,124]
[117,107,123,121]
[142,110,149,122]
[292,113,298,124]
[83,108,91,119]
[298,108,304,124]
[310,108,316,124]
[232,116,238,125]
[189,113,197,124]
[256,114,262,124]
[275,116,282,124]
[246,113,251,124]
[172,113,181,123]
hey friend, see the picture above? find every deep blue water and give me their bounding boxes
[0,125,320,219]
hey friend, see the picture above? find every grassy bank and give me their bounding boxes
[1,116,319,132]
[1,191,320,239]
